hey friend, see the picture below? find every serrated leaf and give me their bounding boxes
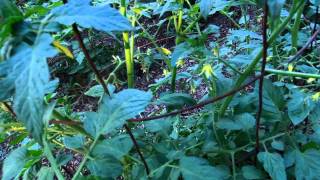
[85,85,104,97]
[311,0,320,6]
[288,92,315,125]
[271,140,284,151]
[0,0,23,34]
[199,0,214,19]
[179,156,229,180]
[254,80,285,121]
[85,84,115,97]
[87,157,122,178]
[294,149,320,180]
[203,24,220,34]
[159,0,179,17]
[36,167,54,180]
[258,152,287,180]
[0,0,23,46]
[92,135,133,160]
[241,165,265,179]
[145,117,173,134]
[84,89,152,137]
[0,34,57,142]
[2,146,29,180]
[51,0,132,32]
[63,135,85,149]
[0,0,22,19]
[171,42,193,67]
[156,93,196,110]
[217,113,255,131]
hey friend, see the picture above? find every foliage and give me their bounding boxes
[1,0,320,179]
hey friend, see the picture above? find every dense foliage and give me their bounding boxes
[1,0,320,179]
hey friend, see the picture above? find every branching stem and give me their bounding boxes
[255,3,268,161]
[61,1,148,178]
[219,0,304,116]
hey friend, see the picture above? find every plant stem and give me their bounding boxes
[221,10,241,29]
[124,124,150,175]
[231,152,236,180]
[129,76,260,122]
[43,136,65,180]
[72,137,99,180]
[105,60,125,84]
[1,102,16,117]
[291,0,306,53]
[181,15,201,35]
[217,57,243,75]
[72,24,109,95]
[135,20,171,68]
[287,28,320,63]
[265,68,320,79]
[120,0,134,88]
[170,67,177,92]
[312,6,319,49]
[219,1,304,116]
[255,2,268,161]
[171,1,184,93]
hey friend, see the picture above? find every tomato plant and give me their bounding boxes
[1,0,320,179]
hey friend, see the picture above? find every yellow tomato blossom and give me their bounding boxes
[307,78,316,83]
[163,69,170,76]
[288,64,294,72]
[200,64,214,79]
[176,59,184,67]
[311,92,320,101]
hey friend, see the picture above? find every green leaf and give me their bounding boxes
[51,0,132,32]
[87,157,122,178]
[36,167,54,180]
[294,149,320,180]
[241,165,266,179]
[84,89,152,137]
[63,135,85,149]
[92,135,133,160]
[0,0,23,45]
[159,0,179,17]
[156,93,196,110]
[217,113,255,131]
[0,34,58,142]
[253,80,285,121]
[258,152,287,180]
[288,91,315,125]
[267,0,285,19]
[199,0,214,19]
[2,146,29,180]
[171,42,193,67]
[0,0,22,19]
[311,0,320,6]
[86,135,133,178]
[203,24,220,35]
[84,84,116,97]
[228,30,262,42]
[145,117,173,134]
[271,140,285,151]
[85,85,104,97]
[179,156,229,180]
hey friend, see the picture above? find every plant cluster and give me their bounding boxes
[1,0,320,179]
